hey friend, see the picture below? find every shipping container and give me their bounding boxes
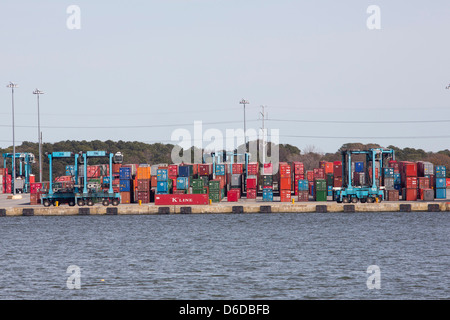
[262,163,273,175]
[155,194,209,205]
[354,162,364,173]
[120,192,131,204]
[198,164,212,176]
[176,177,189,190]
[215,164,226,176]
[306,170,314,181]
[402,188,417,201]
[417,161,434,177]
[119,167,132,180]
[262,188,273,202]
[137,179,150,191]
[313,168,325,179]
[418,188,434,201]
[298,179,309,191]
[247,163,259,175]
[417,177,430,189]
[279,162,291,178]
[137,166,151,180]
[435,188,447,199]
[119,179,131,192]
[314,190,327,202]
[247,188,257,199]
[279,177,291,190]
[156,169,168,181]
[292,162,304,175]
[435,177,446,189]
[333,164,343,177]
[435,166,446,178]
[178,165,193,177]
[227,189,240,202]
[385,189,399,201]
[231,163,244,175]
[280,189,291,202]
[297,190,309,202]
[382,167,394,177]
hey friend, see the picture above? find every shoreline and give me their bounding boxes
[0,194,449,216]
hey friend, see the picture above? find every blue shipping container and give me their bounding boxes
[119,167,131,180]
[435,166,446,178]
[119,179,130,192]
[262,188,273,202]
[178,166,190,177]
[327,185,333,196]
[435,188,446,199]
[176,177,189,190]
[157,181,169,193]
[298,179,309,191]
[435,178,446,188]
[103,177,110,184]
[394,173,401,185]
[383,167,394,177]
[215,164,226,175]
[157,169,168,181]
[355,162,364,173]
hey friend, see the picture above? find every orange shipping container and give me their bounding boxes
[137,167,151,180]
[279,177,292,190]
[120,192,131,204]
[280,189,291,202]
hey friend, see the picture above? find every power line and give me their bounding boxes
[267,118,450,124]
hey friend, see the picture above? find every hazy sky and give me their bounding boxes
[1,0,449,154]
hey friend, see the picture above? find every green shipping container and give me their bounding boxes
[315,179,327,191]
[192,179,204,189]
[209,180,221,191]
[192,188,205,194]
[209,192,221,202]
[326,174,334,186]
[315,190,327,201]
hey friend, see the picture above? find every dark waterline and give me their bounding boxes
[0,212,449,300]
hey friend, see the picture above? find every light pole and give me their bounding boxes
[33,89,44,183]
[7,82,18,195]
[239,99,249,148]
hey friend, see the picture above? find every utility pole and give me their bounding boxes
[239,99,249,149]
[33,89,45,183]
[259,106,267,166]
[7,82,18,195]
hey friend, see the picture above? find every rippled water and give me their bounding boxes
[0,212,448,300]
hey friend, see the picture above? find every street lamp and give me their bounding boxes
[239,99,249,148]
[33,89,44,183]
[7,82,18,195]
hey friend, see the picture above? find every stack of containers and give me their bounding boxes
[382,167,398,201]
[198,163,212,194]
[434,165,447,199]
[353,162,365,186]
[230,163,243,195]
[29,182,42,205]
[1,168,10,193]
[368,162,380,187]
[279,162,291,202]
[136,165,151,203]
[119,166,132,204]
[246,162,259,199]
[388,160,401,194]
[417,161,433,201]
[208,179,222,202]
[262,163,273,202]
[297,179,309,202]
[215,164,227,199]
[333,162,343,188]
[112,162,122,193]
[156,168,172,195]
[310,167,325,197]
[400,161,418,201]
[292,162,304,196]
[314,179,327,201]
[306,170,314,196]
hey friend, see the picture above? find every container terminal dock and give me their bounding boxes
[1,147,449,216]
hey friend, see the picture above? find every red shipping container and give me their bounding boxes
[386,189,399,201]
[404,177,418,189]
[155,194,209,205]
[168,164,178,177]
[306,170,314,181]
[297,190,309,202]
[137,179,150,191]
[231,163,243,174]
[447,178,450,188]
[418,177,430,189]
[247,163,259,175]
[246,177,257,189]
[227,189,239,202]
[292,162,304,175]
[333,177,343,187]
[112,163,122,174]
[198,164,212,175]
[246,188,257,199]
[294,174,305,181]
[333,164,343,177]
[120,192,131,204]
[136,191,151,203]
[279,162,291,178]
[216,175,226,189]
[6,175,12,183]
[30,183,43,194]
[403,188,417,201]
[402,162,417,177]
[313,168,325,179]
[279,177,292,190]
[280,189,291,202]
